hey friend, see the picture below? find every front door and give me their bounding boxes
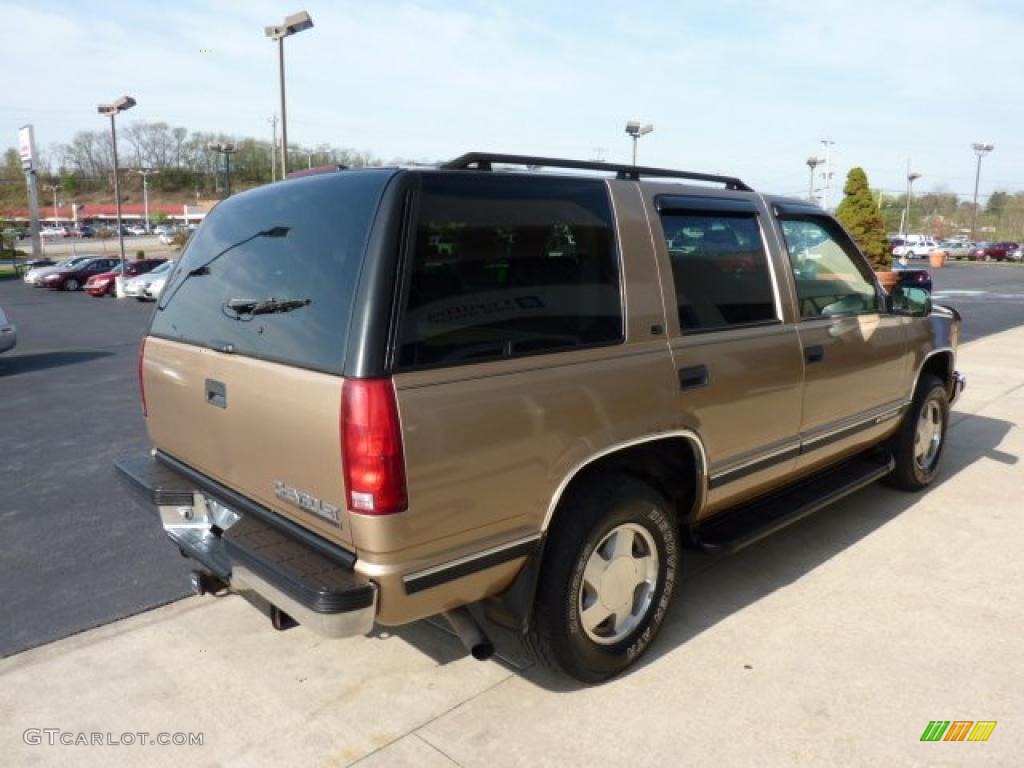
[774,212,909,472]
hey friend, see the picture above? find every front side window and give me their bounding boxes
[779,217,879,319]
[659,211,777,332]
[397,174,622,369]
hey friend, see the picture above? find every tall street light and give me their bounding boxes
[806,157,824,202]
[208,142,238,197]
[265,11,314,178]
[97,95,136,274]
[130,168,158,232]
[625,121,653,166]
[904,166,921,237]
[970,142,994,242]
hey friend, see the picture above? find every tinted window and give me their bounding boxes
[397,174,622,368]
[151,170,394,373]
[779,217,879,319]
[659,211,777,331]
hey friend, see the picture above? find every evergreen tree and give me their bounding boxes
[835,167,890,269]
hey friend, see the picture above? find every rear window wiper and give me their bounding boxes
[224,297,312,318]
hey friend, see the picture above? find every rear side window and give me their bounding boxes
[150,170,393,374]
[658,211,777,332]
[396,174,622,369]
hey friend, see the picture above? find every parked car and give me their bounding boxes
[931,241,973,260]
[0,304,15,354]
[892,260,933,292]
[1009,246,1024,262]
[893,238,938,259]
[126,224,148,236]
[158,228,182,246]
[40,225,68,238]
[115,153,964,683]
[968,242,1018,261]
[71,225,96,238]
[141,265,175,300]
[86,259,168,297]
[23,255,96,285]
[123,259,175,300]
[20,258,56,270]
[41,257,121,291]
[152,224,174,235]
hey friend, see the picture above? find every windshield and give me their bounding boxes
[150,170,393,374]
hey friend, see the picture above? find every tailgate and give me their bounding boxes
[143,336,354,547]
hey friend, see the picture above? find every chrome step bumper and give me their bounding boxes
[114,452,376,637]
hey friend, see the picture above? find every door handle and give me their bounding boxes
[678,364,709,390]
[804,345,825,364]
[205,379,227,409]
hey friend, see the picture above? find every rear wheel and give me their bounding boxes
[527,475,680,683]
[886,374,949,491]
[64,279,79,291]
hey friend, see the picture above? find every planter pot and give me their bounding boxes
[928,250,947,269]
[875,270,900,294]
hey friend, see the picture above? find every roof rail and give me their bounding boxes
[442,152,752,192]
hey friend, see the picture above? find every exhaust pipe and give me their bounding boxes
[443,607,495,661]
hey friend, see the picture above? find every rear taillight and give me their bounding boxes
[138,337,148,417]
[341,378,408,515]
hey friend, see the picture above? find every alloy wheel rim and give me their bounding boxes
[913,399,943,471]
[578,522,659,646]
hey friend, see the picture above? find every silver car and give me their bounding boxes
[0,305,16,354]
[124,259,175,301]
[23,255,97,285]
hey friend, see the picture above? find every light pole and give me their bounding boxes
[625,121,653,166]
[130,169,158,232]
[805,157,824,202]
[904,166,921,238]
[265,11,314,178]
[208,142,238,197]
[970,142,994,242]
[268,114,278,181]
[820,138,835,209]
[97,95,136,274]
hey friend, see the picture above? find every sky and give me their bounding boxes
[4,0,1023,202]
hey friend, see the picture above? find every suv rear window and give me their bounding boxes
[396,173,622,369]
[150,170,394,374]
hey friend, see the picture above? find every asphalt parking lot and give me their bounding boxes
[0,260,1022,659]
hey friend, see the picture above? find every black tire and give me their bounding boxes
[526,475,681,683]
[64,279,79,291]
[885,374,949,491]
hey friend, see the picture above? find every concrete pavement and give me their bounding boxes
[2,326,1023,767]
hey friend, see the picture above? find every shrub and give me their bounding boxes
[835,167,890,269]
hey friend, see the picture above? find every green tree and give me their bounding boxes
[836,167,890,269]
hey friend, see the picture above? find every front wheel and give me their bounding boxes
[64,279,80,291]
[886,374,949,491]
[527,475,680,683]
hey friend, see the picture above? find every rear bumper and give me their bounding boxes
[114,451,377,637]
[951,370,966,405]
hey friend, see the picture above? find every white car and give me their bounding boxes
[153,224,174,235]
[124,259,175,301]
[40,225,67,238]
[0,305,15,354]
[893,238,938,259]
[126,224,148,236]
[23,255,97,285]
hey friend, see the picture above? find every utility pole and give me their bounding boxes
[130,169,158,232]
[820,138,835,210]
[268,114,278,181]
[19,125,42,260]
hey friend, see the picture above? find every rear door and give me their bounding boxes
[144,170,397,548]
[771,207,909,472]
[648,192,805,516]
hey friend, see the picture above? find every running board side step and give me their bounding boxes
[693,451,895,554]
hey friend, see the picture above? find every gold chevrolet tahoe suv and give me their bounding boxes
[116,153,964,682]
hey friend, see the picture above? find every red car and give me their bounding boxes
[85,259,167,297]
[41,257,121,291]
[968,241,1018,262]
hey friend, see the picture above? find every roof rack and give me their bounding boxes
[442,152,752,191]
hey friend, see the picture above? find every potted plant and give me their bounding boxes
[928,248,947,269]
[835,167,896,290]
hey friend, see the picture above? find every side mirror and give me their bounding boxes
[889,284,931,317]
